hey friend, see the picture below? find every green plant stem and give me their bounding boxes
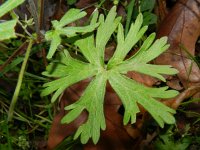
[7,39,34,122]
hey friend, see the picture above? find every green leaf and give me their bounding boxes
[115,63,178,82]
[61,23,99,37]
[66,0,77,5]
[108,13,148,68]
[129,36,170,64]
[143,12,157,26]
[0,0,25,18]
[111,34,178,81]
[75,34,98,64]
[154,127,192,150]
[96,6,121,65]
[46,31,61,59]
[0,0,25,41]
[41,50,98,102]
[59,9,86,27]
[108,72,177,127]
[140,0,155,12]
[42,7,179,144]
[62,73,107,144]
[0,57,24,77]
[45,8,98,59]
[90,10,99,25]
[0,20,17,41]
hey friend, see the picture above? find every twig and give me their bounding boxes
[171,84,200,109]
[164,84,200,109]
[42,48,48,66]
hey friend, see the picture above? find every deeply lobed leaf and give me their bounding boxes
[75,34,98,65]
[96,6,121,65]
[42,6,179,144]
[61,73,107,144]
[59,9,87,27]
[45,9,99,59]
[108,13,148,68]
[108,72,177,127]
[41,50,98,102]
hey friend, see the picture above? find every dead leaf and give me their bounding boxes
[166,77,184,90]
[155,0,200,87]
[127,71,158,87]
[155,0,168,23]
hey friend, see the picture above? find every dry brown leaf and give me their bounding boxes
[127,71,158,87]
[155,0,200,87]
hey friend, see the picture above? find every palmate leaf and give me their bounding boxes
[42,6,179,144]
[112,33,178,81]
[45,9,99,59]
[108,72,177,126]
[41,50,99,103]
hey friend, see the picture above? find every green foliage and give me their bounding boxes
[125,0,135,35]
[0,57,24,76]
[154,134,191,150]
[0,0,25,41]
[125,0,157,35]
[140,0,157,26]
[42,6,179,144]
[45,9,99,59]
[154,126,192,150]
[66,0,78,5]
[140,0,155,12]
[0,20,17,40]
[0,0,25,17]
